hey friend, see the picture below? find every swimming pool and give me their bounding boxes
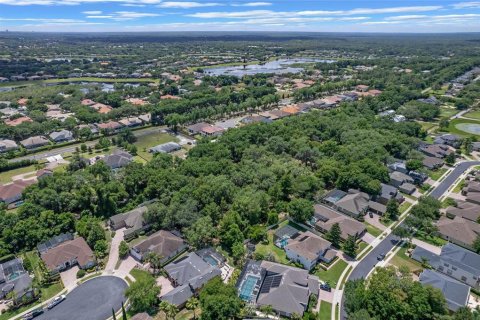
[239,275,260,301]
[203,255,219,267]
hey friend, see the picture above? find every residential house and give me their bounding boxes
[5,116,33,127]
[313,204,366,240]
[119,117,142,128]
[434,134,462,148]
[149,142,181,154]
[446,201,480,222]
[389,171,414,188]
[161,252,221,307]
[0,139,18,152]
[40,236,95,273]
[368,201,387,216]
[96,121,123,133]
[49,129,74,143]
[138,113,151,124]
[412,243,480,290]
[420,144,452,158]
[20,136,49,149]
[419,269,469,311]
[399,183,416,195]
[284,231,335,269]
[409,171,428,185]
[236,260,320,318]
[109,206,149,239]
[324,189,369,218]
[101,149,133,170]
[466,193,480,205]
[273,225,300,246]
[187,122,210,135]
[375,183,403,205]
[130,230,187,263]
[436,216,480,251]
[0,258,33,301]
[0,179,36,207]
[387,161,408,174]
[240,115,273,125]
[90,103,112,114]
[423,156,444,170]
[355,84,369,92]
[462,181,480,195]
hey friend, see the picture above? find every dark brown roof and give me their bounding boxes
[0,179,35,200]
[133,230,185,258]
[41,237,94,270]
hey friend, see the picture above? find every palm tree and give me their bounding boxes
[186,297,200,319]
[145,252,163,275]
[159,301,178,320]
[111,308,117,320]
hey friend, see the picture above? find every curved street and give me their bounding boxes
[36,276,127,320]
[339,160,480,320]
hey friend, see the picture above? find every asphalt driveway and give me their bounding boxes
[36,276,127,320]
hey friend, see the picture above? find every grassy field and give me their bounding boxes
[417,121,438,132]
[463,109,480,120]
[129,268,153,282]
[439,106,459,118]
[319,301,332,320]
[389,246,422,273]
[134,132,179,161]
[0,165,37,184]
[315,259,348,287]
[365,222,382,238]
[447,118,480,137]
[428,168,448,181]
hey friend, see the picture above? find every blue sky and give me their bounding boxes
[1,0,480,32]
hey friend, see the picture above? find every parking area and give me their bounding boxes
[36,276,127,320]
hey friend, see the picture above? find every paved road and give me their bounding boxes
[9,126,167,163]
[340,161,480,319]
[36,276,127,320]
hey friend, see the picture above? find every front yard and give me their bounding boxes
[428,168,448,181]
[389,246,423,273]
[365,222,382,238]
[318,301,332,320]
[314,259,348,287]
[134,132,179,161]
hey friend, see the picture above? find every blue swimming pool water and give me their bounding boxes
[239,275,259,301]
[203,255,218,266]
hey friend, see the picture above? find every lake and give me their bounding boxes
[205,58,335,77]
[456,123,480,134]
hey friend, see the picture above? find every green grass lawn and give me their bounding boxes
[389,246,423,273]
[356,241,368,255]
[129,268,153,282]
[365,222,382,238]
[399,202,412,214]
[428,168,448,181]
[134,132,179,161]
[319,301,332,320]
[452,179,466,193]
[417,121,438,132]
[0,165,37,184]
[447,118,480,137]
[439,107,459,118]
[463,109,480,120]
[416,232,448,247]
[315,259,348,287]
[254,231,292,265]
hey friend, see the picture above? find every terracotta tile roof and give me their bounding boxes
[5,116,33,126]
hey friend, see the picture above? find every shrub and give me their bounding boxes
[76,269,86,279]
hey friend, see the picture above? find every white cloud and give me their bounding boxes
[86,15,113,18]
[83,10,161,20]
[157,1,221,8]
[0,0,164,5]
[187,6,443,19]
[232,2,271,7]
[82,10,102,14]
[452,1,480,9]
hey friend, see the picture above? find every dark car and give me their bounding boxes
[377,253,386,261]
[369,212,373,218]
[320,282,331,292]
[23,308,44,320]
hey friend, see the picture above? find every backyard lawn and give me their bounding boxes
[319,301,332,320]
[0,165,37,184]
[315,259,348,287]
[389,246,423,273]
[417,121,437,132]
[134,132,179,160]
[439,106,459,118]
[365,222,382,238]
[254,231,292,265]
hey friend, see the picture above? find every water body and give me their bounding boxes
[456,123,480,134]
[205,58,335,77]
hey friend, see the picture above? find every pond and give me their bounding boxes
[205,57,335,77]
[455,122,480,134]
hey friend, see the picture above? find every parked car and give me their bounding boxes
[23,308,44,319]
[47,295,66,309]
[369,212,373,218]
[377,253,386,261]
[320,282,331,292]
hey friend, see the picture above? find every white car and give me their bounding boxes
[47,295,66,309]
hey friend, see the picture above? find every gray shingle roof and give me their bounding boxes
[149,142,181,154]
[419,269,470,311]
